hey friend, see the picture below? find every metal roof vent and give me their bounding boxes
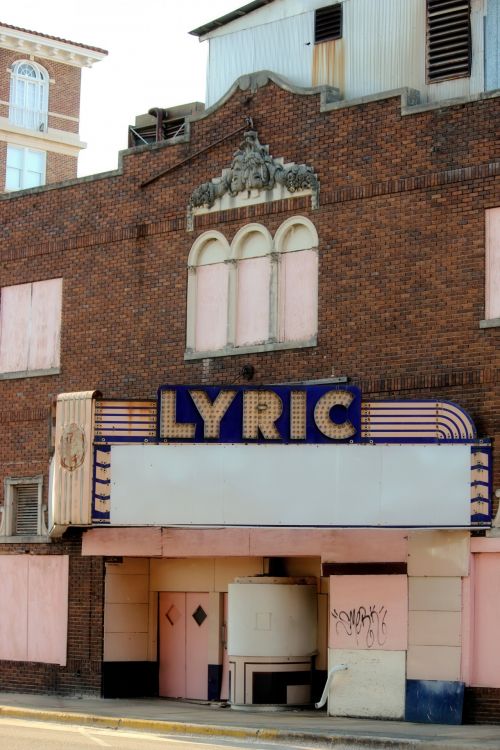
[427,0,471,81]
[315,3,343,43]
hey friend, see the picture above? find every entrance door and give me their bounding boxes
[159,592,209,699]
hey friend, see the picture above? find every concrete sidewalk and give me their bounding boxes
[0,692,500,749]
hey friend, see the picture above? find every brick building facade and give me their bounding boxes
[0,22,106,191]
[0,36,499,724]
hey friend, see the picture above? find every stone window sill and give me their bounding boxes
[0,535,52,543]
[0,367,60,380]
[184,336,317,361]
[479,318,500,329]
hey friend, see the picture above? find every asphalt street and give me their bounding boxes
[0,718,313,750]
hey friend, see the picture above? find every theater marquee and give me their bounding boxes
[87,384,491,529]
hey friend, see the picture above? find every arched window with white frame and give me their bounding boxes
[231,224,273,347]
[9,60,49,132]
[275,217,318,343]
[187,231,230,353]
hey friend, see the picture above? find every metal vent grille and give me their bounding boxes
[315,3,342,43]
[427,0,471,81]
[14,484,39,535]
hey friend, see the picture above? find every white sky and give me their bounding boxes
[2,0,241,176]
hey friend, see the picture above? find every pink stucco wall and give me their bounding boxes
[82,527,162,556]
[236,257,271,345]
[0,555,68,665]
[82,527,408,562]
[195,264,228,351]
[486,207,500,319]
[330,575,408,651]
[471,552,500,687]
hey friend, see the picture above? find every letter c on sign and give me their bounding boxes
[314,390,356,440]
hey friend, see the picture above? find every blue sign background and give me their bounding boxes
[158,384,362,444]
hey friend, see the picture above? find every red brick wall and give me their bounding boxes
[0,80,498,699]
[46,151,78,184]
[0,49,81,125]
[464,687,500,724]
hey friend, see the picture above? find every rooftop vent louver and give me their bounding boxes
[427,0,471,81]
[14,483,39,535]
[315,3,343,43]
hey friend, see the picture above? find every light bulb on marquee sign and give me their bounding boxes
[158,384,362,444]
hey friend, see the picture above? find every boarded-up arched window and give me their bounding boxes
[275,217,318,343]
[187,232,230,353]
[232,224,273,347]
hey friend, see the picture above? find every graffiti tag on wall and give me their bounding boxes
[331,605,388,649]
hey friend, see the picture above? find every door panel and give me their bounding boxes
[159,592,209,700]
[159,592,186,698]
[186,592,209,700]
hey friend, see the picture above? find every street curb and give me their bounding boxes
[0,704,495,750]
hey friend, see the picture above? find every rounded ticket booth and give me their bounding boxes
[227,577,317,707]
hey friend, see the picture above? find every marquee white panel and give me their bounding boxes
[109,443,471,527]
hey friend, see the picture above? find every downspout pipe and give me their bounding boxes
[315,663,348,709]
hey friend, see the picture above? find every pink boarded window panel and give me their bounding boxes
[0,278,61,373]
[0,282,31,372]
[195,264,228,352]
[0,555,29,661]
[486,207,500,320]
[29,277,62,370]
[236,256,271,346]
[0,555,68,665]
[279,249,318,342]
[27,554,69,666]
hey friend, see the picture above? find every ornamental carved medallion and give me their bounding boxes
[188,129,319,219]
[60,423,86,471]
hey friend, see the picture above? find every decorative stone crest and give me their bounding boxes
[60,423,86,471]
[187,130,319,229]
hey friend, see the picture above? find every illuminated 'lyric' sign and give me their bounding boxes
[158,384,362,443]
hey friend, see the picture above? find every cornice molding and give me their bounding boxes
[0,26,107,68]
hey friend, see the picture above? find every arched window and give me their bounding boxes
[187,231,230,353]
[186,218,318,358]
[275,217,319,343]
[231,224,273,347]
[9,61,49,131]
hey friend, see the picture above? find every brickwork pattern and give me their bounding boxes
[464,687,500,724]
[46,152,78,185]
[0,81,498,702]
